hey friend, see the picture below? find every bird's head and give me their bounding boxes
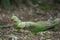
[10,16,21,23]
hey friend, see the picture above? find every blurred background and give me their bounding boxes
[0,0,60,40]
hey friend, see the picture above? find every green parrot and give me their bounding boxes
[10,16,60,34]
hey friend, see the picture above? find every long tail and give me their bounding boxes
[27,21,59,34]
[43,19,60,30]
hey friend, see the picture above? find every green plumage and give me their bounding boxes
[11,16,60,34]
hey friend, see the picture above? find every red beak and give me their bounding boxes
[10,19,14,23]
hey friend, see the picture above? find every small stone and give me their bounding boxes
[46,39,51,40]
[41,37,44,39]
[40,32,44,35]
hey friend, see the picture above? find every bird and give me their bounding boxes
[10,15,60,34]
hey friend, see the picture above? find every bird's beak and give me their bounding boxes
[10,19,14,23]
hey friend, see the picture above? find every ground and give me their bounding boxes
[0,5,60,40]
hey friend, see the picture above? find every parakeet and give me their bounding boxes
[10,16,60,34]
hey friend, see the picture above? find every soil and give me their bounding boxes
[0,5,60,40]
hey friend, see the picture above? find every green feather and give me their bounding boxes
[27,20,60,34]
[11,16,60,34]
